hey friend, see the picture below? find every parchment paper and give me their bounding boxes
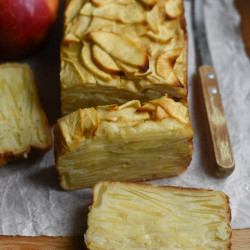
[0,0,249,236]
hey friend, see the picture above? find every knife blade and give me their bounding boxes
[193,0,235,177]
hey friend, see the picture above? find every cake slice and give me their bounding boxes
[54,95,193,190]
[61,0,187,115]
[0,63,52,166]
[85,181,232,249]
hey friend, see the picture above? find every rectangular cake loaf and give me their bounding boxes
[61,0,187,115]
[54,95,193,190]
[85,181,232,250]
[0,63,52,166]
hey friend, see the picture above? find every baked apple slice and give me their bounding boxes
[138,0,157,9]
[81,43,111,81]
[116,61,151,78]
[146,25,173,43]
[81,1,145,24]
[156,48,182,84]
[91,0,114,7]
[150,97,189,123]
[80,2,93,16]
[88,31,149,71]
[146,5,160,33]
[92,45,123,76]
[93,2,145,24]
[165,0,183,19]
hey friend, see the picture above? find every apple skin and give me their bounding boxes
[0,0,59,58]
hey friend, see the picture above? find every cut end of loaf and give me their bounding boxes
[85,181,232,249]
[0,63,52,166]
[54,95,193,190]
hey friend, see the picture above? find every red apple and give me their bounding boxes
[0,0,59,58]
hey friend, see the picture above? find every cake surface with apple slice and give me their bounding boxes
[61,0,187,115]
[0,63,52,166]
[85,181,232,250]
[54,95,193,190]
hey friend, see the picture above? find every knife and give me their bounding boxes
[193,0,235,177]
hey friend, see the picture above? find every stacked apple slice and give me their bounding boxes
[60,0,188,113]
[87,31,149,78]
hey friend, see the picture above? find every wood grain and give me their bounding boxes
[231,229,250,250]
[198,65,235,177]
[235,0,250,57]
[0,229,249,249]
[0,236,85,250]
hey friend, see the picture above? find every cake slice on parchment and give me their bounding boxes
[0,63,52,167]
[85,181,232,250]
[54,95,193,190]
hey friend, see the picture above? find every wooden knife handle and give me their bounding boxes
[198,65,235,177]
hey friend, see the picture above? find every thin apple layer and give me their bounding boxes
[61,0,187,115]
[85,182,232,250]
[61,81,186,115]
[0,63,52,166]
[54,96,193,190]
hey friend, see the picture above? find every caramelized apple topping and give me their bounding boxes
[60,0,188,114]
[62,0,185,83]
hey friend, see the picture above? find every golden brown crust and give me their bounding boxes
[181,3,188,94]
[0,147,51,167]
[91,180,230,198]
[0,63,52,167]
[0,157,8,167]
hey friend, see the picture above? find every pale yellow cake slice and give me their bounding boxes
[54,95,193,190]
[85,181,232,250]
[61,0,187,115]
[0,63,52,166]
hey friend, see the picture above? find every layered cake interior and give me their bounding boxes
[85,181,232,249]
[54,96,193,190]
[0,63,52,166]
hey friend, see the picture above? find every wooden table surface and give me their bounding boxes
[0,0,249,249]
[235,0,250,57]
[0,229,249,249]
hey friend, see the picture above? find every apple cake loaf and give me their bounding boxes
[61,0,187,115]
[85,181,232,250]
[54,95,193,190]
[0,63,52,167]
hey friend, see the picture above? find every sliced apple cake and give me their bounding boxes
[85,181,232,250]
[54,95,193,190]
[61,0,187,115]
[0,63,52,167]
